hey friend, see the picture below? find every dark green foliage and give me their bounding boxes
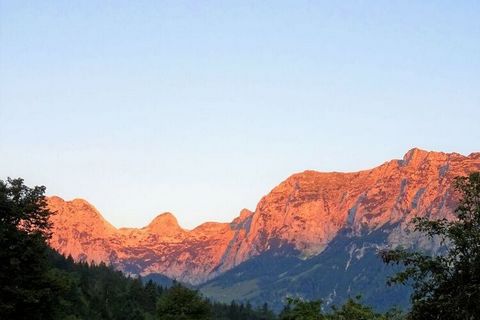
[381,172,480,320]
[0,178,57,319]
[47,251,165,319]
[210,300,276,320]
[0,177,51,237]
[279,297,324,320]
[156,282,211,319]
[279,296,404,320]
[327,296,402,320]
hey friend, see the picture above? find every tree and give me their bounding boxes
[381,172,480,320]
[327,296,393,320]
[0,177,51,237]
[279,297,324,320]
[0,178,56,318]
[259,302,276,320]
[278,296,404,320]
[156,282,211,320]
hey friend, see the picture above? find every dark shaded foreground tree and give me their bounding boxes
[279,297,324,320]
[156,282,211,320]
[381,172,480,320]
[0,178,57,318]
[327,296,404,320]
[279,296,404,320]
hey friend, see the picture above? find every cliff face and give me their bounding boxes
[48,199,253,284]
[48,148,480,284]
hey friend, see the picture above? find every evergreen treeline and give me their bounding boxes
[47,250,276,320]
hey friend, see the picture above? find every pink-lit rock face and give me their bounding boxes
[48,148,480,284]
[48,196,117,264]
[48,199,248,284]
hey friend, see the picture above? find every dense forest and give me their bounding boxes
[1,174,479,319]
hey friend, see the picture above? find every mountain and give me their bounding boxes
[47,148,480,308]
[48,196,252,284]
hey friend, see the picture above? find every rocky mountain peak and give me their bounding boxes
[146,212,182,233]
[47,196,116,231]
[400,148,452,167]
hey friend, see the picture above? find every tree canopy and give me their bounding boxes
[0,178,55,318]
[156,282,211,320]
[278,296,403,320]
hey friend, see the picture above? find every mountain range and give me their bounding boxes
[47,148,480,310]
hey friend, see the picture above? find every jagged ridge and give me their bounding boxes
[48,148,480,284]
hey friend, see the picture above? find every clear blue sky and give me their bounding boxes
[1,1,479,229]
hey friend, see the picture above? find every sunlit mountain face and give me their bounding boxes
[47,148,480,309]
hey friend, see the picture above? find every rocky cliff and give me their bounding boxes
[48,148,480,284]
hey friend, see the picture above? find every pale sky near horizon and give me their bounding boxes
[1,1,479,229]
